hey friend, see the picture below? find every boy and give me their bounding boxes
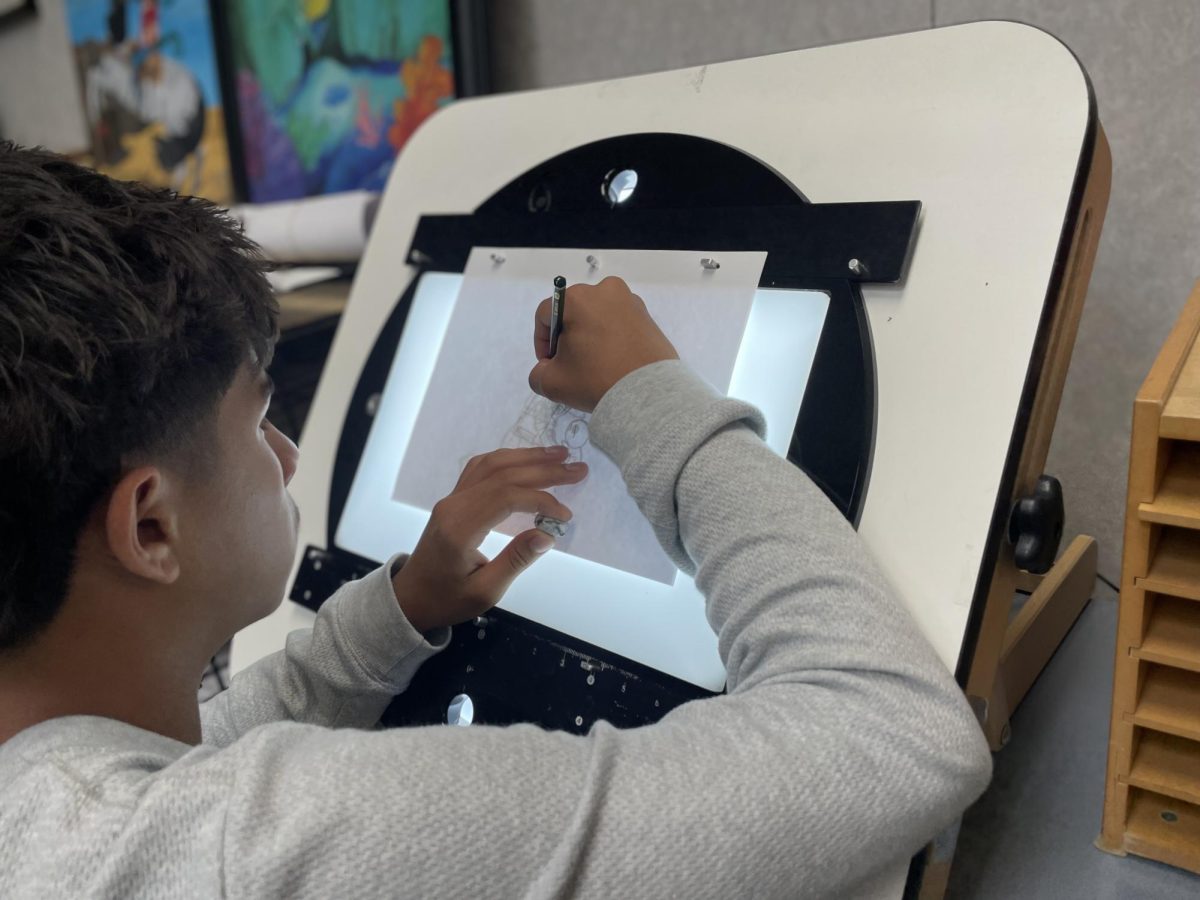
[0,143,990,898]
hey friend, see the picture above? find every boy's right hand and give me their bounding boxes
[528,276,679,412]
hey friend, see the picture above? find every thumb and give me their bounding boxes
[470,529,555,601]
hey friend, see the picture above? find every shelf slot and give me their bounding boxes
[1134,595,1200,673]
[1137,528,1200,602]
[1139,444,1200,529]
[1127,730,1200,806]
[1161,337,1200,440]
[1129,665,1200,742]
[1124,788,1200,874]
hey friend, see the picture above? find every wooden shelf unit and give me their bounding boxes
[1099,278,1200,875]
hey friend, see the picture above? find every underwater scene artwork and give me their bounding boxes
[226,0,456,202]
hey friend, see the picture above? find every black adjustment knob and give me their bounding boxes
[1008,475,1064,575]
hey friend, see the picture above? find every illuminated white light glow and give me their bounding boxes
[447,693,474,726]
[606,169,638,205]
[336,273,830,691]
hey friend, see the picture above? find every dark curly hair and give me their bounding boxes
[0,142,278,650]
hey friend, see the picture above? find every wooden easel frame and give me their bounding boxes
[918,124,1113,898]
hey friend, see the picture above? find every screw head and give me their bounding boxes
[528,182,553,212]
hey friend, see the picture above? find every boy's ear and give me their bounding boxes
[105,466,181,585]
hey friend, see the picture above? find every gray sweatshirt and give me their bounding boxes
[0,361,991,899]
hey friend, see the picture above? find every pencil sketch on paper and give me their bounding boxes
[454,396,591,482]
[391,246,763,586]
[501,395,590,463]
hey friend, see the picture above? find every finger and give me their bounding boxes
[495,487,571,524]
[458,446,566,489]
[456,456,482,488]
[457,446,570,490]
[491,460,588,490]
[458,487,572,545]
[468,529,555,605]
[533,297,552,360]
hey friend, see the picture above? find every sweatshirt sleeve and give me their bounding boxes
[199,556,450,747]
[199,361,991,899]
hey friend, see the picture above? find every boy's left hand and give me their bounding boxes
[391,446,587,633]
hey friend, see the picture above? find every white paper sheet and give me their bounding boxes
[231,190,377,263]
[392,247,766,583]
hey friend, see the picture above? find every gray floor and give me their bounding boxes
[948,579,1199,898]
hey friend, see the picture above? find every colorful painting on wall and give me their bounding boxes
[65,0,234,203]
[223,0,456,203]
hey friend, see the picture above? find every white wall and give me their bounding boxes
[488,0,1200,584]
[0,0,87,149]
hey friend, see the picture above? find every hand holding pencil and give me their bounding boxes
[528,275,679,413]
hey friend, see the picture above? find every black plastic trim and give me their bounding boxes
[328,133,899,546]
[408,202,920,285]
